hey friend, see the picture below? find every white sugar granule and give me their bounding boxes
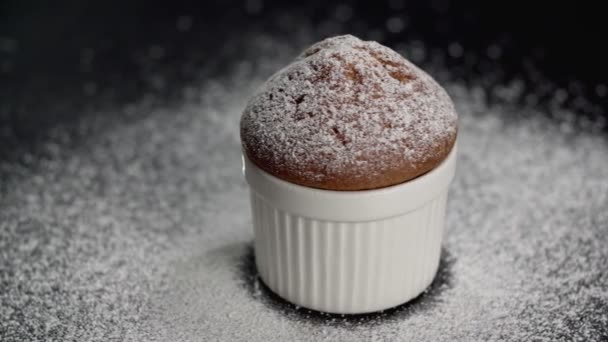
[1,32,607,342]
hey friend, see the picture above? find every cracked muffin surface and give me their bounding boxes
[240,35,458,190]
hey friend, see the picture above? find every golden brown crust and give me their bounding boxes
[245,133,456,190]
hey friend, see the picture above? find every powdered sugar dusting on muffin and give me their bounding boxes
[241,35,458,190]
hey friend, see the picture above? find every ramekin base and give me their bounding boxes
[244,146,456,314]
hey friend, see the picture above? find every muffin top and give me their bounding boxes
[241,35,458,191]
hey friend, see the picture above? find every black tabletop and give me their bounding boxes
[1,1,607,341]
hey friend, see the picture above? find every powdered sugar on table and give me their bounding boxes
[1,29,607,342]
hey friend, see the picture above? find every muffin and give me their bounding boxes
[241,35,458,314]
[241,34,457,191]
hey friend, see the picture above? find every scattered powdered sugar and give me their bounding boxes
[1,29,607,342]
[241,35,457,188]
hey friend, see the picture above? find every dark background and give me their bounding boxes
[1,0,606,83]
[1,0,607,138]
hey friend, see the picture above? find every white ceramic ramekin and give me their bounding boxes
[243,145,457,314]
